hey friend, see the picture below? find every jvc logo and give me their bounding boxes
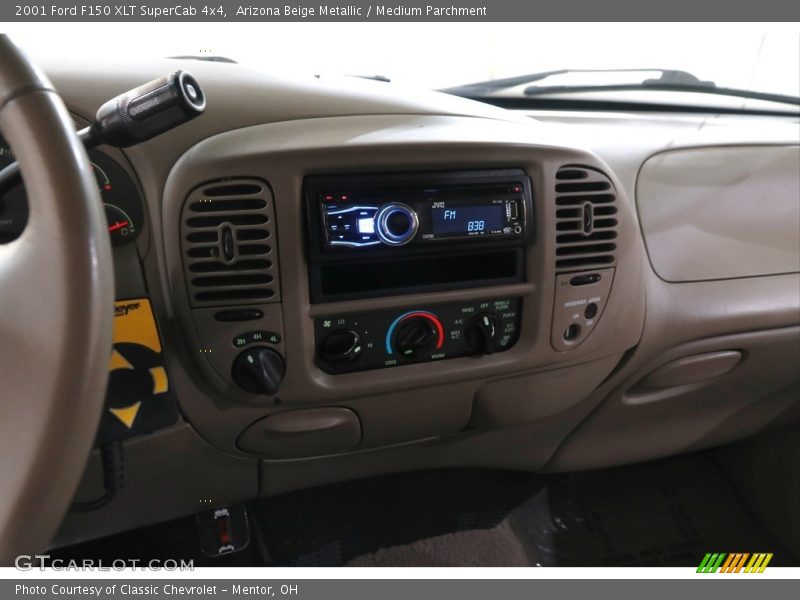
[431,202,445,208]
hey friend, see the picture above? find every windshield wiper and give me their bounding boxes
[442,68,800,107]
[168,55,237,63]
[350,74,392,82]
[441,69,711,95]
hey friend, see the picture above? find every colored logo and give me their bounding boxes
[697,553,773,573]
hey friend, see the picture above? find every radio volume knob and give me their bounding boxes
[375,202,418,246]
[465,312,503,355]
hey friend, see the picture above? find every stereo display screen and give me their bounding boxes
[431,204,506,236]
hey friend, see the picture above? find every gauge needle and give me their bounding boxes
[108,220,129,232]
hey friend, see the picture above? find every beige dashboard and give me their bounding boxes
[31,57,797,548]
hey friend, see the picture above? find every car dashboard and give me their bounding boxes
[6,56,796,548]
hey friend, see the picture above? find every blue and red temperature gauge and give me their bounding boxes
[386,310,445,358]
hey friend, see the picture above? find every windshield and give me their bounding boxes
[8,23,799,101]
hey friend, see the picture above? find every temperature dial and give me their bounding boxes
[387,311,444,358]
[394,318,438,358]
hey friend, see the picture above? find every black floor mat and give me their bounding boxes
[507,453,795,566]
[251,469,541,566]
[50,451,796,567]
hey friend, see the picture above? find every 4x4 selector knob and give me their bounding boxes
[320,329,363,366]
[375,202,418,246]
[465,312,503,355]
[231,347,285,395]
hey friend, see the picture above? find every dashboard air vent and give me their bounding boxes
[554,166,618,272]
[181,179,280,307]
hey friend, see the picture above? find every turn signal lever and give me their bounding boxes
[0,70,206,195]
[85,70,205,147]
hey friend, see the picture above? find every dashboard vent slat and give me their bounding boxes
[556,231,617,244]
[203,183,264,197]
[189,259,272,273]
[555,181,611,194]
[186,213,268,228]
[556,193,615,206]
[181,179,280,307]
[554,166,618,272]
[555,169,589,181]
[190,198,267,212]
[192,273,273,287]
[185,231,218,243]
[195,289,276,303]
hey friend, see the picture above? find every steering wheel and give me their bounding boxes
[0,35,114,563]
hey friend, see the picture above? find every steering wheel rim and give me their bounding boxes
[0,35,114,563]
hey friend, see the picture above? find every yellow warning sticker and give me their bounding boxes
[112,299,161,353]
[109,401,142,429]
[109,348,134,371]
[149,366,169,395]
[106,298,168,430]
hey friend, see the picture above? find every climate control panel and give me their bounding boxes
[315,298,521,373]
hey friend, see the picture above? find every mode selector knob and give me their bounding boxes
[320,329,363,366]
[465,312,503,355]
[376,202,418,246]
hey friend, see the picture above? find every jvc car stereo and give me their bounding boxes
[305,169,532,254]
[304,169,533,303]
